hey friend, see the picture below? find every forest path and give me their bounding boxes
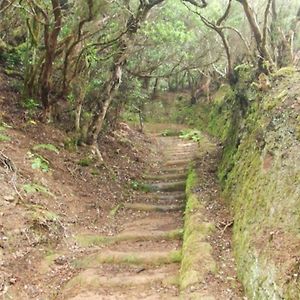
[55,131,244,299]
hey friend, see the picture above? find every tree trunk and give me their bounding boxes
[86,0,165,147]
[40,0,62,117]
[236,0,273,71]
[152,78,159,99]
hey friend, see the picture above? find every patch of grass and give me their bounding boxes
[78,156,94,167]
[23,183,54,197]
[32,143,59,154]
[64,137,78,152]
[109,204,124,217]
[273,66,296,78]
[0,133,11,142]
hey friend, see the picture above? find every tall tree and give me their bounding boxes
[86,0,165,158]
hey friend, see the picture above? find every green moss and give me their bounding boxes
[185,167,197,196]
[109,203,124,217]
[180,165,216,292]
[75,235,111,247]
[78,156,94,167]
[273,66,296,78]
[263,90,288,111]
[160,128,181,136]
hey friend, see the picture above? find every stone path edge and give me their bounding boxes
[179,164,217,299]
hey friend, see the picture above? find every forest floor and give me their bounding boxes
[0,72,244,299]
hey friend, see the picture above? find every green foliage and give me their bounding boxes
[22,98,40,111]
[0,133,11,142]
[32,143,59,154]
[64,137,78,152]
[28,152,50,172]
[23,183,54,197]
[179,129,202,143]
[1,43,27,69]
[78,156,94,167]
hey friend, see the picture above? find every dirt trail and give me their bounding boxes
[52,135,244,300]
[0,125,243,299]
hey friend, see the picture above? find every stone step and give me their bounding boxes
[138,192,186,205]
[124,202,184,212]
[142,173,187,182]
[60,265,179,299]
[74,228,183,247]
[163,159,193,167]
[160,167,189,174]
[73,250,182,268]
[144,181,186,192]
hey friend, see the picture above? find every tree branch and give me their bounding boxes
[182,0,207,8]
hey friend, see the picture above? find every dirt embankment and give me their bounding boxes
[0,71,155,298]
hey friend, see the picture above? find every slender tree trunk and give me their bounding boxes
[152,78,159,99]
[86,0,165,149]
[236,0,273,71]
[40,0,62,117]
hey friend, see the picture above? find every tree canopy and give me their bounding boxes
[0,0,299,155]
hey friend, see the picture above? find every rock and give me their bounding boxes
[4,195,14,202]
[54,255,67,265]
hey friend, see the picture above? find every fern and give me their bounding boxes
[32,143,59,154]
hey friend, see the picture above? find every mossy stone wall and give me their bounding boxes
[207,69,300,299]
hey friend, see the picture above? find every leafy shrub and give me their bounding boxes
[179,129,202,143]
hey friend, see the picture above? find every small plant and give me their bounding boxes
[78,156,94,167]
[130,180,151,192]
[179,129,202,143]
[32,143,59,154]
[23,183,54,197]
[64,137,78,152]
[22,98,40,111]
[28,152,50,172]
